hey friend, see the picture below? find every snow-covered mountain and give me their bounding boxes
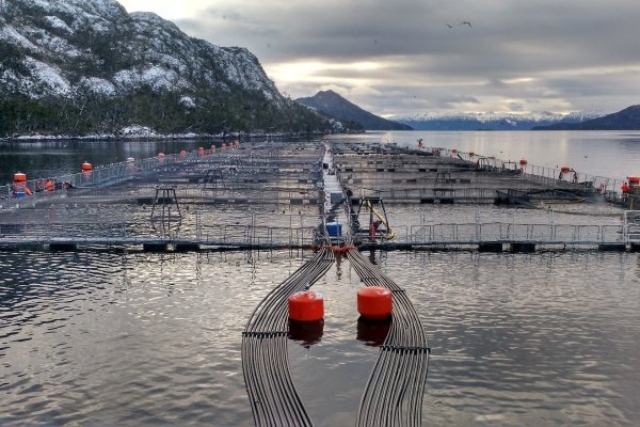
[0,0,326,137]
[534,105,640,130]
[392,111,607,131]
[0,0,280,100]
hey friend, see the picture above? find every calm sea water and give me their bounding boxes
[2,131,640,426]
[327,130,640,181]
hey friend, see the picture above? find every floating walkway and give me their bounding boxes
[0,140,638,253]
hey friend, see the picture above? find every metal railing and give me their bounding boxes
[402,222,622,244]
[0,218,319,248]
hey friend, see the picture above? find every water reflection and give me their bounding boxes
[356,316,391,347]
[288,319,324,348]
[2,250,640,425]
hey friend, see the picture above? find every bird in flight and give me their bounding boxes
[460,21,472,28]
[446,23,453,28]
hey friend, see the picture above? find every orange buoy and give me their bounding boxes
[519,158,528,166]
[357,286,392,320]
[288,291,324,322]
[81,161,92,172]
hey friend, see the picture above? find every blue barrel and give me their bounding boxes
[327,222,342,237]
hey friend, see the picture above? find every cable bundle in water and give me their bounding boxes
[241,247,334,427]
[347,249,430,427]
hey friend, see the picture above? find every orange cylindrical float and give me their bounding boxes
[12,172,27,197]
[519,158,528,166]
[81,161,93,172]
[13,172,26,184]
[357,286,393,320]
[288,291,324,322]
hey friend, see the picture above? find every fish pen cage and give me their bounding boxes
[0,142,325,249]
[0,140,637,252]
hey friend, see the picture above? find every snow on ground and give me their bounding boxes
[0,25,40,52]
[113,66,192,92]
[79,77,117,96]
[119,125,158,138]
[179,96,196,108]
[30,29,82,58]
[44,16,74,34]
[23,57,72,96]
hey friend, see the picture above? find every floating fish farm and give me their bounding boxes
[1,140,639,426]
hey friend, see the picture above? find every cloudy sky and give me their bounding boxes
[118,0,640,118]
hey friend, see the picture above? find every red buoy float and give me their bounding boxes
[13,172,26,184]
[81,161,92,172]
[519,158,527,166]
[288,291,324,322]
[357,286,393,320]
[12,172,27,197]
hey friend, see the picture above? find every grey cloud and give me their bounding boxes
[168,0,640,115]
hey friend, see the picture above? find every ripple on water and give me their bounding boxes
[2,250,640,426]
[380,251,640,426]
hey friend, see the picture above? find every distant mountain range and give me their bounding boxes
[295,90,412,131]
[294,90,640,131]
[392,111,607,131]
[532,105,640,130]
[4,0,638,137]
